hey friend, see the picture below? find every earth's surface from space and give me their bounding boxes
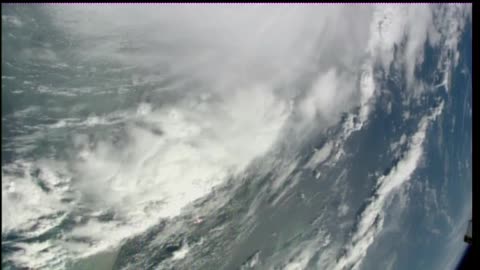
[1,4,472,270]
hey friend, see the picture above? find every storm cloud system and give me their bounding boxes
[2,4,471,270]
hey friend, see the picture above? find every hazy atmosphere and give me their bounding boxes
[2,3,472,270]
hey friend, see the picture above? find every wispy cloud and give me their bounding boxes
[334,102,444,270]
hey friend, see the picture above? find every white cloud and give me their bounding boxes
[366,4,469,94]
[276,226,331,270]
[2,4,471,269]
[240,250,261,269]
[47,5,373,89]
[171,244,190,261]
[305,141,334,169]
[390,133,407,156]
[73,85,291,218]
[367,5,407,74]
[7,240,67,270]
[338,203,350,217]
[299,68,340,120]
[432,4,471,93]
[334,102,444,270]
[403,6,434,91]
[2,14,23,27]
[1,161,68,235]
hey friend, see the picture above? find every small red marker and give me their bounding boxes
[193,216,204,224]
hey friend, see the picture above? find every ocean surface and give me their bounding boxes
[1,4,472,270]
